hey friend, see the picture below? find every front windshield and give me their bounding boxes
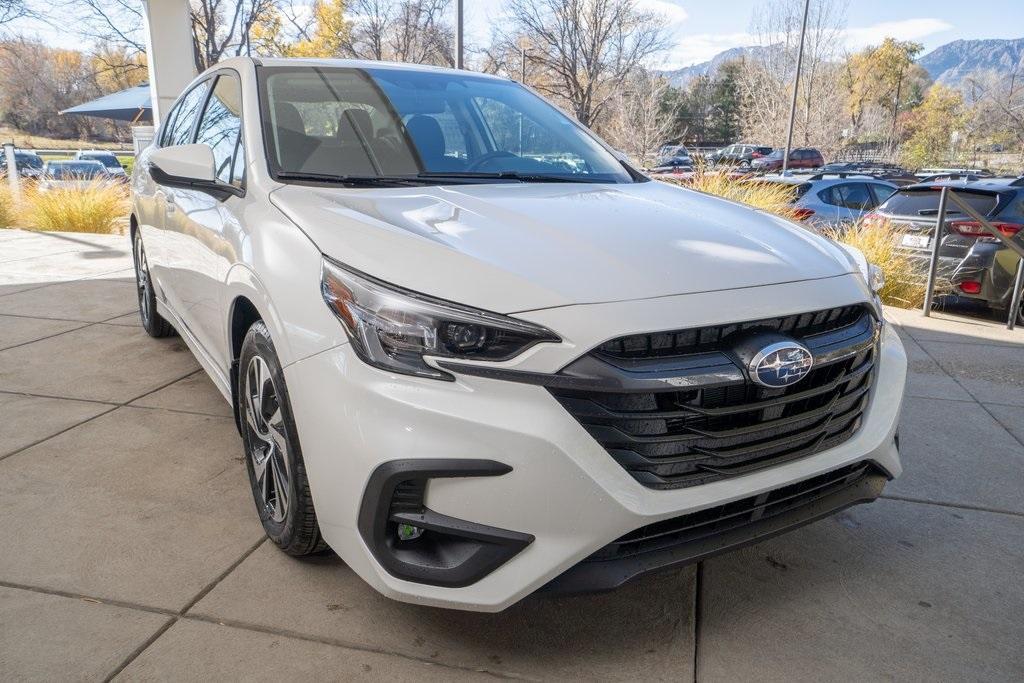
[48,163,105,179]
[258,65,632,183]
[80,154,121,169]
[16,154,43,169]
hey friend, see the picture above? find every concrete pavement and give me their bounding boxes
[1,229,1022,681]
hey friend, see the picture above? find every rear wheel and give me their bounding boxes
[238,320,326,556]
[132,230,174,338]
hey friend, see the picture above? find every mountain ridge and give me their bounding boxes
[658,36,1024,89]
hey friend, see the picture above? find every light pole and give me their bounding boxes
[781,0,810,175]
[455,0,464,69]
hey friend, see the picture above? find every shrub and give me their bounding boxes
[659,167,804,221]
[20,179,129,234]
[0,185,13,228]
[821,221,941,309]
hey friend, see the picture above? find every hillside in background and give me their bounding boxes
[661,37,1024,89]
[658,46,775,87]
[917,37,1024,85]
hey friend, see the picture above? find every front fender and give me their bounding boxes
[223,200,348,369]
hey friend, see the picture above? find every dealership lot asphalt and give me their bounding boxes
[1,229,1022,681]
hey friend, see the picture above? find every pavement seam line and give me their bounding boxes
[0,405,120,464]
[180,613,521,680]
[880,494,1024,518]
[912,339,1024,452]
[102,617,178,682]
[0,580,178,617]
[0,368,201,466]
[177,537,268,615]
[0,578,517,680]
[0,321,100,352]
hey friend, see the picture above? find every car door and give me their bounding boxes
[167,71,246,372]
[145,80,211,316]
[835,182,874,222]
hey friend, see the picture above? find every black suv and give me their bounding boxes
[0,150,44,178]
[706,144,773,167]
[866,178,1024,323]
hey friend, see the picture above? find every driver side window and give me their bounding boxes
[161,81,210,147]
[472,96,585,171]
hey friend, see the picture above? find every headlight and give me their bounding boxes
[321,258,560,380]
[867,263,885,294]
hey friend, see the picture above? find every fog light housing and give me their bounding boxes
[358,460,534,587]
[396,523,423,541]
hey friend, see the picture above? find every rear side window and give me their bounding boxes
[878,189,1000,217]
[819,183,872,210]
[163,82,210,147]
[868,184,894,205]
[196,73,244,185]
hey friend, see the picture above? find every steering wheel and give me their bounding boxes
[465,150,518,172]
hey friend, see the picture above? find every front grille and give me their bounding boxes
[550,305,878,489]
[587,461,880,562]
[597,304,865,359]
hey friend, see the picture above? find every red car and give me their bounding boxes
[752,147,824,172]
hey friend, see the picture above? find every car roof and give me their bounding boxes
[218,55,510,81]
[47,159,104,166]
[902,177,1023,192]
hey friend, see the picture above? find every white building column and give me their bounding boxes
[141,0,197,125]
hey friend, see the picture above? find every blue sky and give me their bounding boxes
[7,0,1023,70]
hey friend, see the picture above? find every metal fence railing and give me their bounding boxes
[922,186,1024,331]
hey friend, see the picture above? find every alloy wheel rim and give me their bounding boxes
[134,237,151,324]
[243,356,291,523]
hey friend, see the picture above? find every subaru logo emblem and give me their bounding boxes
[748,341,814,388]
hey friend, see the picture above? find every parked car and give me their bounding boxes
[752,147,825,172]
[38,160,113,191]
[74,150,128,179]
[648,152,693,174]
[706,143,773,167]
[0,150,44,179]
[658,144,690,159]
[864,177,1024,324]
[758,174,897,228]
[131,57,906,611]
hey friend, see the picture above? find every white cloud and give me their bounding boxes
[635,0,689,25]
[653,32,756,71]
[843,18,953,51]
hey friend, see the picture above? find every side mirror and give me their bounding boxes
[149,144,240,199]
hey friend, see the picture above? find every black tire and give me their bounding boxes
[132,230,174,338]
[237,320,326,556]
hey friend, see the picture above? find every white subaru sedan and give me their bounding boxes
[131,57,907,612]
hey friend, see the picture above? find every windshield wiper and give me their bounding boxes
[416,171,605,184]
[275,171,435,186]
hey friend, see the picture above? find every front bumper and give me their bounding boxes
[284,275,907,611]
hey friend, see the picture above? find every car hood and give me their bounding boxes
[270,180,857,313]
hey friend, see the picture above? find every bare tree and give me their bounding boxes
[191,0,278,69]
[494,0,670,127]
[965,68,1024,159]
[1,0,33,30]
[603,68,677,165]
[738,0,847,153]
[342,0,452,66]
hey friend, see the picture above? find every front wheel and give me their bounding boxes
[238,320,326,556]
[132,230,174,338]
